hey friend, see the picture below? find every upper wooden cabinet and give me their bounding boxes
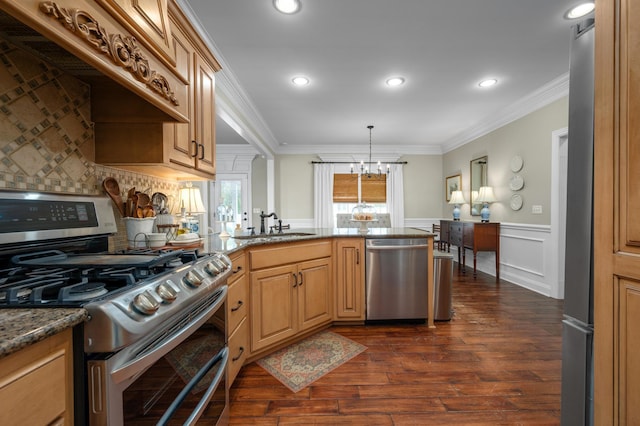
[0,0,189,122]
[162,9,217,177]
[92,0,221,179]
[95,0,175,67]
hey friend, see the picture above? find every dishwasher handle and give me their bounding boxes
[367,243,428,251]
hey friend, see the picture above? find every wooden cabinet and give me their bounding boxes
[93,2,220,180]
[249,240,333,353]
[226,251,248,385]
[0,328,74,426]
[594,0,640,422]
[95,0,174,67]
[162,7,218,178]
[333,238,365,321]
[440,220,500,281]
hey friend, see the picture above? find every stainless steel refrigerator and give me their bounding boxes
[561,17,595,426]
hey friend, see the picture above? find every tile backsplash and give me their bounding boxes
[0,36,182,250]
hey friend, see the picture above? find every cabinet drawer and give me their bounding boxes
[228,317,248,385]
[228,274,248,334]
[228,252,247,285]
[249,240,332,270]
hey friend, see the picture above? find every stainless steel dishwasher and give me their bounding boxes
[365,238,429,320]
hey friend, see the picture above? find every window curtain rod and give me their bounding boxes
[311,161,407,164]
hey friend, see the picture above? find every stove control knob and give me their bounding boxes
[218,256,231,270]
[205,261,220,276]
[156,282,177,303]
[183,270,203,288]
[133,290,160,315]
[213,257,227,271]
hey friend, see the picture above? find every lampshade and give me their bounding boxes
[178,183,206,214]
[476,186,496,203]
[448,190,466,205]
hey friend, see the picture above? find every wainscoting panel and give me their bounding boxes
[406,219,559,299]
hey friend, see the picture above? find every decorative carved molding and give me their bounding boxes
[39,1,179,106]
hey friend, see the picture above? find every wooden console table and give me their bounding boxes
[440,220,500,282]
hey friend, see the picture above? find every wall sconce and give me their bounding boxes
[448,190,466,221]
[476,186,497,222]
[178,182,206,234]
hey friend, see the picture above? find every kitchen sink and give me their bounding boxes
[232,232,315,240]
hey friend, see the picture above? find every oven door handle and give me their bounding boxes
[158,346,229,426]
[110,286,227,385]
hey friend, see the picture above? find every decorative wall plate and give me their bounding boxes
[509,174,524,191]
[510,194,523,211]
[510,155,524,172]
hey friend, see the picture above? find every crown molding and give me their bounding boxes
[176,0,569,159]
[280,144,442,156]
[441,73,569,153]
[176,0,279,159]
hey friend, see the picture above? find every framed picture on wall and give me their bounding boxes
[445,174,462,202]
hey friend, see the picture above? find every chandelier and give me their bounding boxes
[350,125,389,178]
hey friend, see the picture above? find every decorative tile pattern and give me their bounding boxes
[0,36,185,250]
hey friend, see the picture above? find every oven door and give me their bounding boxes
[87,286,229,426]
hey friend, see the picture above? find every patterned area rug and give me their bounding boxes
[256,330,367,393]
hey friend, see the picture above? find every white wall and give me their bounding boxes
[442,97,569,225]
[241,97,569,298]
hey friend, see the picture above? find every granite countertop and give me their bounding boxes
[0,308,87,359]
[0,227,432,359]
[199,227,435,256]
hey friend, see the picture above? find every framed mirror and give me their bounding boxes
[470,156,488,216]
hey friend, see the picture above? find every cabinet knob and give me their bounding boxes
[191,140,198,157]
[198,143,205,160]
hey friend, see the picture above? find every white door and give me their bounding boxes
[209,174,250,235]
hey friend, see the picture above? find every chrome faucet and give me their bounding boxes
[259,211,278,234]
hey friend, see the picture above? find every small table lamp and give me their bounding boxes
[476,186,496,222]
[448,190,465,221]
[178,182,206,235]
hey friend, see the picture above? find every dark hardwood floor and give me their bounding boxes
[228,265,564,425]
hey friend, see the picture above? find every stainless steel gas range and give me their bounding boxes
[0,191,231,425]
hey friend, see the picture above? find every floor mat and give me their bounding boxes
[256,330,367,393]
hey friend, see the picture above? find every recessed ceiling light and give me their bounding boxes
[386,77,405,87]
[564,2,595,19]
[292,76,310,86]
[273,0,301,14]
[478,78,498,88]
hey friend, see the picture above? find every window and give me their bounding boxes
[332,173,387,219]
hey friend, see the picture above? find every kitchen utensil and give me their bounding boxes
[151,192,169,214]
[142,206,155,217]
[102,178,125,217]
[137,192,151,208]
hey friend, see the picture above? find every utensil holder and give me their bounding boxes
[123,217,156,248]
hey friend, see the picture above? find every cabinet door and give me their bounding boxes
[96,0,174,65]
[166,16,195,170]
[449,222,463,246]
[193,54,216,175]
[250,264,297,351]
[334,239,365,321]
[595,0,640,422]
[297,257,333,331]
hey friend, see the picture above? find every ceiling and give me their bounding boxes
[182,0,583,157]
